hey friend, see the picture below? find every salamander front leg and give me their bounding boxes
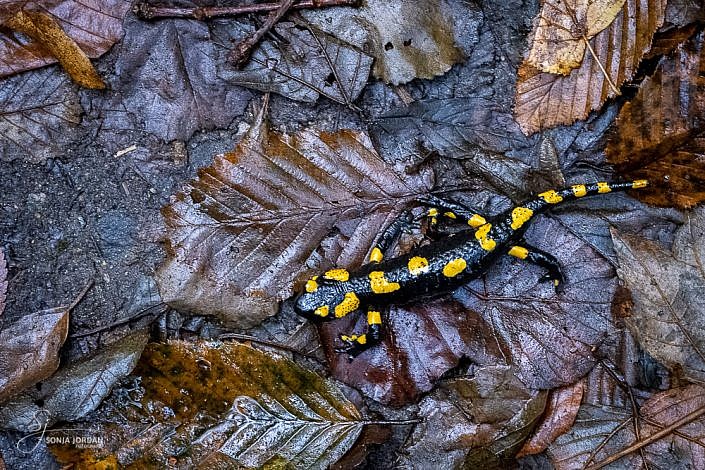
[368,211,415,263]
[336,308,383,360]
[507,243,566,291]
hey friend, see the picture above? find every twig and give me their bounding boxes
[66,279,94,313]
[229,0,296,68]
[134,0,359,21]
[585,404,705,470]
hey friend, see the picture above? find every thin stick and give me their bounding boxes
[135,0,359,21]
[582,35,620,95]
[585,405,705,470]
[66,279,94,312]
[229,0,296,68]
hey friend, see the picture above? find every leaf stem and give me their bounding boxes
[134,0,359,21]
[582,34,620,96]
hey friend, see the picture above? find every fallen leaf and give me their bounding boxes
[373,97,529,160]
[517,380,585,457]
[0,330,148,432]
[515,0,667,135]
[0,250,6,316]
[398,366,547,469]
[0,67,81,163]
[156,103,432,327]
[607,29,705,209]
[0,0,131,78]
[5,10,104,88]
[527,0,626,75]
[612,206,705,382]
[52,341,377,469]
[222,20,373,105]
[0,307,68,403]
[303,0,465,85]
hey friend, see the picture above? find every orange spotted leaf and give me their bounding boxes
[607,30,705,209]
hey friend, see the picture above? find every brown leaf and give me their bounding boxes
[0,307,68,402]
[517,380,585,457]
[399,366,547,469]
[156,105,432,327]
[0,250,6,316]
[515,0,667,135]
[526,0,626,75]
[0,0,131,78]
[607,30,705,209]
[612,207,705,382]
[5,10,104,88]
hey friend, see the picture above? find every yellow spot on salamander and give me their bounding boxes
[475,223,497,251]
[468,214,486,228]
[305,278,318,293]
[324,268,349,282]
[428,208,439,217]
[442,258,467,277]
[510,207,533,230]
[538,190,563,204]
[444,211,457,219]
[632,179,649,189]
[508,246,529,259]
[597,182,611,193]
[368,310,382,325]
[342,334,367,345]
[314,306,329,317]
[370,247,384,263]
[369,271,401,294]
[571,184,587,197]
[335,292,360,318]
[407,256,430,276]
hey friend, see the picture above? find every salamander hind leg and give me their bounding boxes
[416,194,488,229]
[335,308,383,360]
[507,243,566,291]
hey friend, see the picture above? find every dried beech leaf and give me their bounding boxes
[52,342,370,469]
[0,331,148,432]
[607,30,705,209]
[5,10,104,88]
[304,0,465,85]
[0,307,68,403]
[223,21,373,105]
[399,366,547,469]
[517,380,585,457]
[547,404,639,469]
[157,111,432,327]
[0,250,6,316]
[527,0,626,75]
[0,67,81,163]
[515,0,667,135]
[373,97,529,160]
[0,0,131,78]
[612,207,705,382]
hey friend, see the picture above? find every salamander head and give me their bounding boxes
[294,274,359,320]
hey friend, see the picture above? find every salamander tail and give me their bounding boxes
[525,180,649,213]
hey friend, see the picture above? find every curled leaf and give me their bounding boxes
[515,0,667,135]
[157,109,431,327]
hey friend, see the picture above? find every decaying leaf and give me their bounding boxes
[373,97,529,160]
[0,330,148,432]
[607,30,705,209]
[223,21,373,105]
[399,366,547,469]
[517,380,585,457]
[51,341,374,469]
[156,104,432,327]
[0,67,81,163]
[5,10,104,88]
[304,0,465,85]
[515,0,667,135]
[0,0,131,78]
[526,0,626,75]
[0,250,6,316]
[0,307,69,403]
[612,207,705,382]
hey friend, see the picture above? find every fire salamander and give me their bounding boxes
[294,180,649,358]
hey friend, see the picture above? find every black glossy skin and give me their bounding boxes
[294,181,647,356]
